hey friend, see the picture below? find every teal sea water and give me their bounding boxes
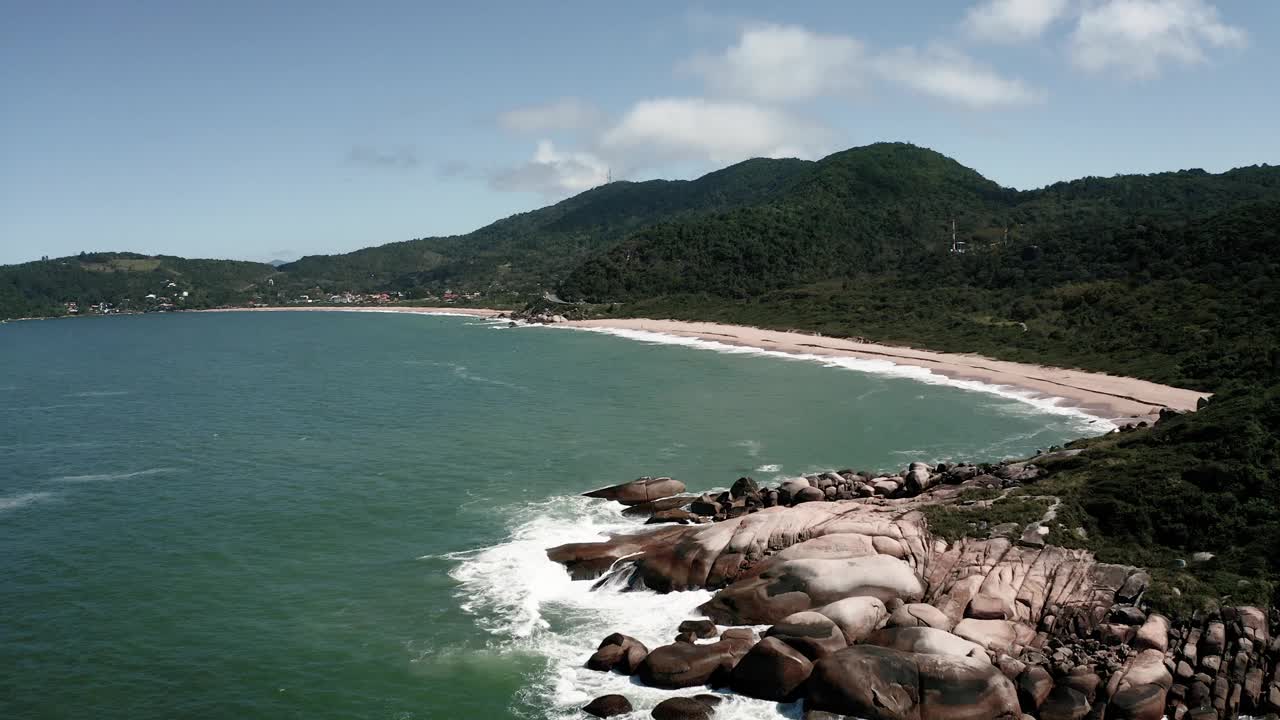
[0,311,1103,719]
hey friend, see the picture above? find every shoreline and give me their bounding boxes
[200,306,1208,423]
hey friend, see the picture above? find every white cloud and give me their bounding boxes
[875,47,1045,109]
[685,24,865,102]
[600,98,831,164]
[964,0,1071,42]
[498,98,603,133]
[1069,0,1246,77]
[490,140,608,196]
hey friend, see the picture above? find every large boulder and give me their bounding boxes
[678,619,717,639]
[814,596,889,644]
[621,495,697,517]
[700,554,923,624]
[636,635,753,689]
[650,697,715,720]
[547,524,686,581]
[887,602,955,632]
[1107,648,1173,720]
[765,611,848,660]
[1015,666,1054,713]
[584,476,687,505]
[794,486,827,504]
[904,462,935,494]
[728,636,813,701]
[952,618,1035,655]
[730,476,759,499]
[583,694,633,718]
[586,633,649,674]
[1133,613,1170,653]
[1037,686,1091,720]
[864,626,989,660]
[647,508,703,525]
[805,645,1021,720]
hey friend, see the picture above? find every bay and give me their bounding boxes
[0,311,1096,719]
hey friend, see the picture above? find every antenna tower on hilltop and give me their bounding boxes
[949,217,966,254]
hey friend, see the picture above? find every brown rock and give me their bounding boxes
[1243,667,1264,711]
[794,486,826,504]
[651,697,715,720]
[887,602,955,632]
[766,611,848,661]
[1016,666,1054,712]
[584,476,687,505]
[815,596,890,644]
[636,635,753,689]
[678,619,717,639]
[729,637,814,701]
[1134,614,1170,653]
[1099,622,1136,646]
[700,554,922,624]
[647,508,703,525]
[583,694,633,718]
[1037,686,1091,720]
[1200,621,1226,658]
[865,626,988,660]
[805,645,1021,720]
[622,495,697,517]
[1059,668,1101,703]
[586,633,650,675]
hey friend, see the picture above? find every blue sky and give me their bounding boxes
[2,0,1277,265]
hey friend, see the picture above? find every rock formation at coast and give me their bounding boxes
[549,464,1280,720]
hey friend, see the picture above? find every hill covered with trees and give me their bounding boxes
[0,253,277,319]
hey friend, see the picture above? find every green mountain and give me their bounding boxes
[276,155,813,295]
[6,143,1278,393]
[0,252,277,319]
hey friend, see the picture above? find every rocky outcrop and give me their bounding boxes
[805,645,1022,720]
[728,636,813,701]
[583,694,633,717]
[583,476,687,505]
[650,696,716,719]
[764,611,848,660]
[586,633,649,674]
[557,464,1279,720]
[635,634,754,689]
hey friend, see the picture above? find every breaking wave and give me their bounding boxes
[448,495,801,718]
[0,491,55,512]
[49,467,176,483]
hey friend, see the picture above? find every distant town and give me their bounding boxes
[61,283,486,318]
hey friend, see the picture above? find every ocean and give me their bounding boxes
[0,311,1104,719]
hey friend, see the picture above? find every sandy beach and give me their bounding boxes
[205,306,1208,422]
[566,318,1208,421]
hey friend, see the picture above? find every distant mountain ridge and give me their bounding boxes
[4,142,1278,392]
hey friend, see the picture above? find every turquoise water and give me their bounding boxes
[0,311,1099,719]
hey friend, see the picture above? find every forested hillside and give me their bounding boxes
[6,143,1278,394]
[275,156,813,295]
[0,253,276,319]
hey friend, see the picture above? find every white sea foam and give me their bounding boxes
[435,362,528,391]
[754,464,782,473]
[0,491,55,512]
[449,495,800,719]
[49,467,176,483]
[550,325,1115,434]
[67,390,130,398]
